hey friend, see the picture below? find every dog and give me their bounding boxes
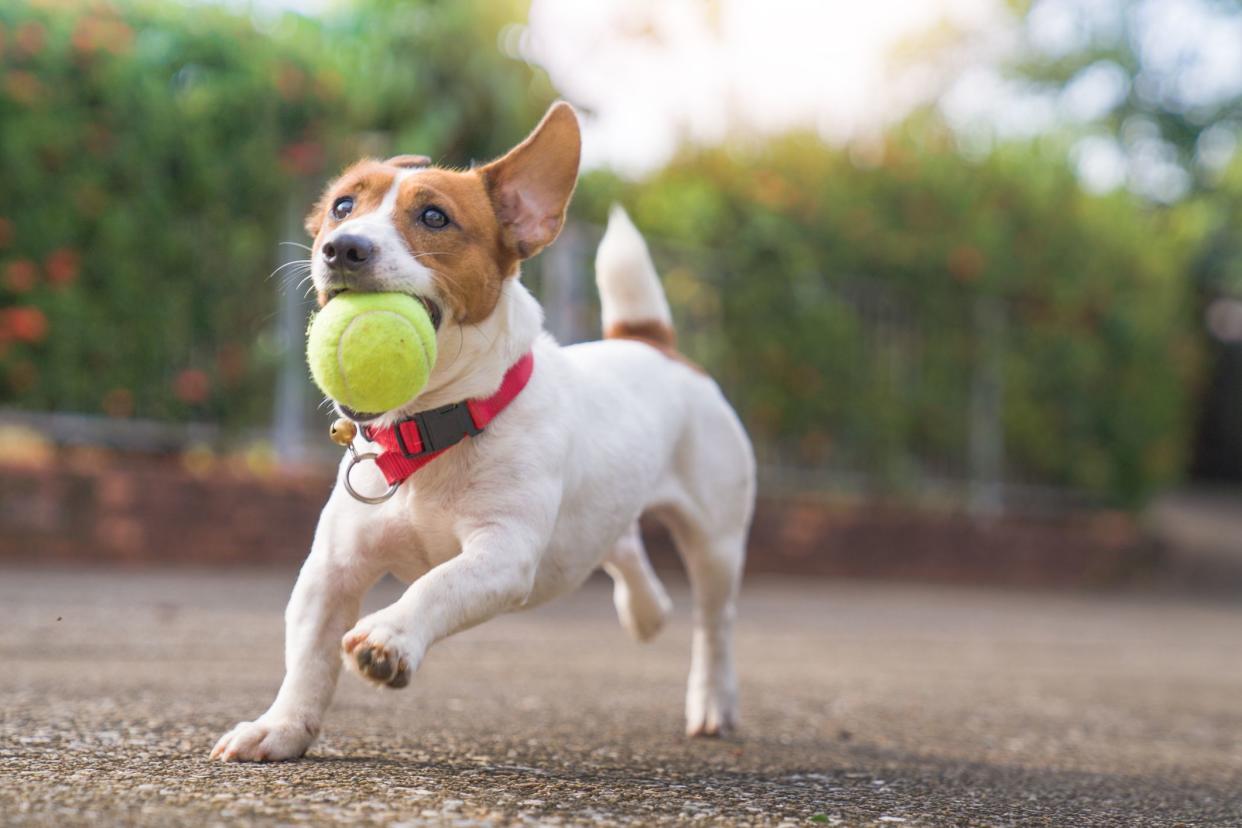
[212,102,755,762]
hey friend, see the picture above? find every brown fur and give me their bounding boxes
[481,103,581,260]
[304,161,396,238]
[305,103,583,326]
[604,320,703,374]
[392,168,515,324]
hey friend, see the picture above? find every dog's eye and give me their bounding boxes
[420,207,449,229]
[332,197,354,221]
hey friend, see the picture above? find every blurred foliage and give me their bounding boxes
[1003,0,1242,194]
[576,115,1204,503]
[0,0,1215,504]
[992,0,1242,483]
[0,0,548,426]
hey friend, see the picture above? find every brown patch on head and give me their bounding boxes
[390,167,515,324]
[304,160,397,240]
[388,102,581,325]
[303,103,582,327]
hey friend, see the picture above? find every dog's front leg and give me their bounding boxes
[341,521,544,688]
[212,497,384,762]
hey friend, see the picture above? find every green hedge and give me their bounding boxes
[0,0,546,427]
[0,1,1207,503]
[575,121,1204,503]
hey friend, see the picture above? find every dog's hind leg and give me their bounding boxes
[669,516,746,737]
[603,522,672,642]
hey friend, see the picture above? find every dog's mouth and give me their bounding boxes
[336,402,381,423]
[323,289,442,424]
[323,288,443,332]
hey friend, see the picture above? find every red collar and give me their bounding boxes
[361,351,534,487]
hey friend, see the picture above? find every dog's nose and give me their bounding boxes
[322,234,374,272]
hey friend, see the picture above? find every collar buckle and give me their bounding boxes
[394,402,481,458]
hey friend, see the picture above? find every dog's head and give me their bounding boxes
[305,102,581,422]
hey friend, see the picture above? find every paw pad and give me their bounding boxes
[353,643,410,688]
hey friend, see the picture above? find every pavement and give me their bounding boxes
[2,568,1241,827]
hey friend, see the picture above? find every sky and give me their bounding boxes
[239,0,1242,194]
[520,0,1000,175]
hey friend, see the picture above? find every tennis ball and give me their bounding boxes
[306,292,437,414]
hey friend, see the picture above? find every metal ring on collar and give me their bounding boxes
[343,450,400,504]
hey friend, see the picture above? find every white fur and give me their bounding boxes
[313,171,439,302]
[595,204,672,330]
[213,217,755,762]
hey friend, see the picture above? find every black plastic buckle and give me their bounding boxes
[393,403,481,458]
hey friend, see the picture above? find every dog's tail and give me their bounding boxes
[595,204,676,349]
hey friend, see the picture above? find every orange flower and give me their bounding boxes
[7,359,37,393]
[102,387,134,418]
[71,18,98,54]
[3,307,49,343]
[44,248,80,287]
[84,123,112,155]
[280,141,324,176]
[274,63,305,100]
[5,259,37,293]
[948,244,985,284]
[4,72,44,106]
[15,22,45,58]
[71,16,134,56]
[174,369,210,404]
[216,343,247,384]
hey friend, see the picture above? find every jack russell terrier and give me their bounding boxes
[212,102,755,761]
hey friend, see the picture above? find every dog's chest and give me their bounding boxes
[359,488,461,581]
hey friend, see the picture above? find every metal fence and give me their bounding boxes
[0,220,1091,519]
[521,222,1050,517]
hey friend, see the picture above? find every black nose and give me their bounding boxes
[322,234,374,271]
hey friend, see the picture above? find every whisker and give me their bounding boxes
[274,262,311,277]
[280,265,312,282]
[268,259,312,281]
[277,268,314,293]
[270,257,312,270]
[280,241,313,252]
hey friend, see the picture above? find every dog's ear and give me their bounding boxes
[481,101,581,260]
[386,154,432,169]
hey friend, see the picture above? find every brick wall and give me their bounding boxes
[1,450,326,566]
[0,450,1148,586]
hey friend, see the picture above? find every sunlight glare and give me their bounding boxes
[525,0,997,175]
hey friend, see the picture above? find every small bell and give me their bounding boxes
[329,418,358,447]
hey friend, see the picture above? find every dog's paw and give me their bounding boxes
[686,675,738,738]
[211,717,316,762]
[686,702,737,738]
[614,579,672,643]
[342,619,419,689]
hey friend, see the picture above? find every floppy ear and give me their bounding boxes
[481,101,581,260]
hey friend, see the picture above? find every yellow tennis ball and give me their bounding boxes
[306,292,437,415]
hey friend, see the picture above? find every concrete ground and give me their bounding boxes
[2,568,1241,827]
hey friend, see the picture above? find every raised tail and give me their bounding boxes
[595,204,676,349]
